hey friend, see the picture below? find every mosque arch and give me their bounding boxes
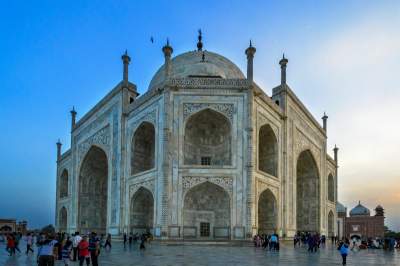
[131,121,155,175]
[59,207,68,232]
[183,181,231,239]
[328,174,334,202]
[130,187,154,234]
[184,108,231,166]
[328,210,335,237]
[78,145,108,234]
[258,124,278,177]
[296,149,320,232]
[258,188,278,234]
[59,169,69,198]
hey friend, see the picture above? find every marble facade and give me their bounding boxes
[55,40,338,240]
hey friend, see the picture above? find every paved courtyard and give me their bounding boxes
[1,241,399,266]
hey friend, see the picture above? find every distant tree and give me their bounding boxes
[41,224,55,234]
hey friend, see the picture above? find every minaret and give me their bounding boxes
[245,40,256,82]
[162,39,173,78]
[56,139,62,162]
[70,106,77,130]
[197,29,203,51]
[322,112,328,132]
[121,50,131,84]
[279,54,288,85]
[334,145,339,166]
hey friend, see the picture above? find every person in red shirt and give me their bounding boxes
[7,234,15,256]
[78,235,90,266]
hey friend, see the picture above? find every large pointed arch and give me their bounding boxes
[131,121,155,175]
[328,174,334,202]
[296,149,320,232]
[328,210,335,237]
[258,188,278,234]
[59,207,68,232]
[258,124,278,177]
[59,169,69,198]
[78,145,108,234]
[130,187,154,234]
[183,181,231,239]
[184,108,231,166]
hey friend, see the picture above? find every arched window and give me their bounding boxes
[328,174,334,202]
[258,189,278,234]
[184,109,231,166]
[296,150,320,232]
[59,169,68,198]
[130,187,154,234]
[131,122,155,175]
[258,124,278,177]
[183,182,230,239]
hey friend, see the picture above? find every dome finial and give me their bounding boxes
[197,29,203,51]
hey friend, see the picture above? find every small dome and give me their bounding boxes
[375,205,383,210]
[349,201,370,216]
[336,202,346,214]
[148,50,245,90]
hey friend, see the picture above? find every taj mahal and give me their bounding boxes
[55,33,339,240]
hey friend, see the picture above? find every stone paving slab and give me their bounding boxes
[1,241,399,266]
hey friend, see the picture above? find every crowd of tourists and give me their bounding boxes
[2,230,152,266]
[253,233,280,251]
[293,232,327,252]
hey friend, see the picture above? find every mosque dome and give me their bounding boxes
[148,50,245,90]
[349,201,370,216]
[336,202,346,214]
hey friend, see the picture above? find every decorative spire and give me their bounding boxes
[245,40,256,82]
[56,139,62,162]
[121,50,131,84]
[279,53,288,85]
[162,38,173,78]
[70,106,77,130]
[197,29,203,51]
[322,112,328,132]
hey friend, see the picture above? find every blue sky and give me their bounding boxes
[0,1,399,230]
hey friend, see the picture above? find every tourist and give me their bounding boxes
[104,233,112,250]
[140,233,146,250]
[270,233,278,251]
[123,233,127,248]
[72,232,82,261]
[62,238,73,266]
[14,233,21,253]
[78,235,90,266]
[129,232,133,246]
[6,234,15,256]
[37,234,58,266]
[89,232,100,266]
[26,232,34,254]
[338,240,349,265]
[307,234,315,253]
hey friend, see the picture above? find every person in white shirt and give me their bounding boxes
[37,234,58,266]
[72,232,82,261]
[25,233,34,254]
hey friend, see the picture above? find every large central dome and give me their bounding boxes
[148,50,245,90]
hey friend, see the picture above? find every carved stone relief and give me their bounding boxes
[77,126,111,164]
[183,103,234,122]
[129,179,155,198]
[182,176,233,195]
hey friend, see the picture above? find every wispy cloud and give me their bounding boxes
[310,11,400,230]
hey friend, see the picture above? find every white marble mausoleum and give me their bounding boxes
[55,35,339,240]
